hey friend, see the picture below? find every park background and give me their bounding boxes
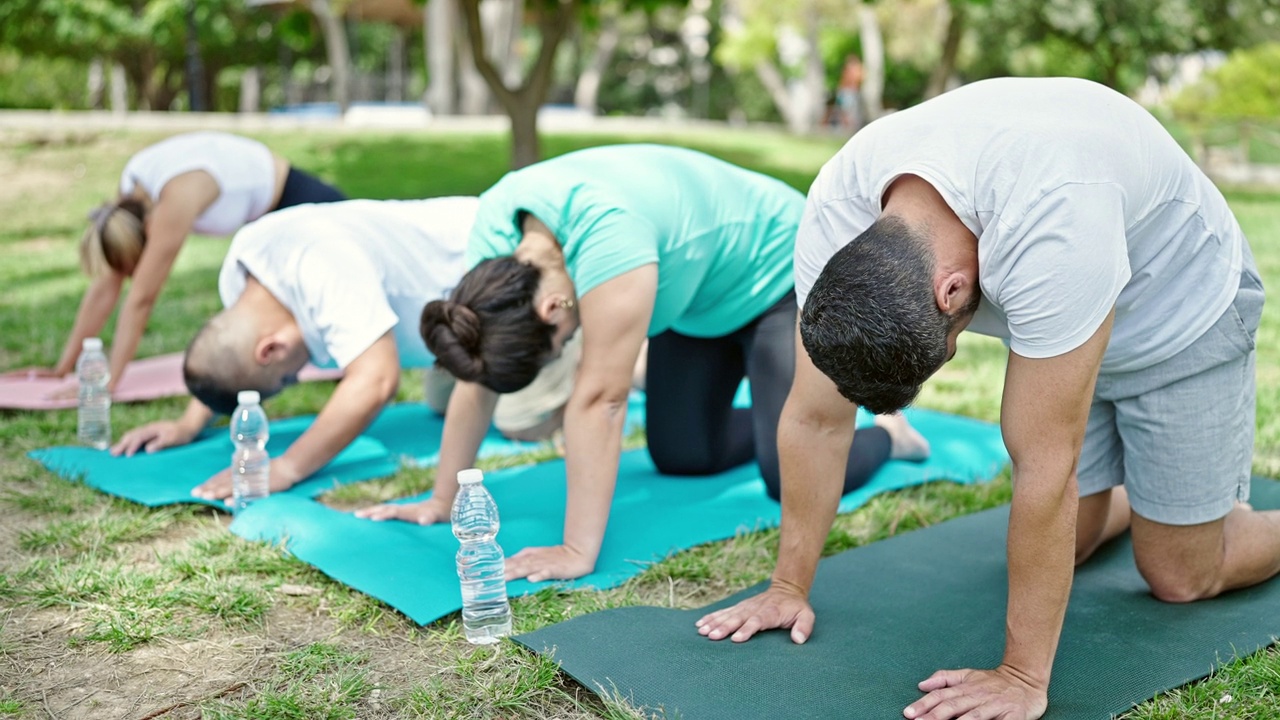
[2,0,1280,717]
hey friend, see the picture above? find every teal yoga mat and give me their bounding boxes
[229,407,1009,625]
[515,477,1280,720]
[27,402,581,508]
[28,415,398,508]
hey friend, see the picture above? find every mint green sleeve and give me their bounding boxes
[564,208,661,298]
[464,192,522,269]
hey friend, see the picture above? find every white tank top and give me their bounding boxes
[119,132,277,236]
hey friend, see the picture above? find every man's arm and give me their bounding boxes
[192,331,401,501]
[905,311,1112,720]
[697,320,857,643]
[504,265,657,582]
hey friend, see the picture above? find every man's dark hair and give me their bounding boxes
[800,216,958,414]
[182,315,278,416]
[420,257,555,394]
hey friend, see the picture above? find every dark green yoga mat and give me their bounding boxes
[516,477,1280,719]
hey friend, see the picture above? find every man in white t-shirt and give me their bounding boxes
[110,198,571,501]
[696,77,1275,720]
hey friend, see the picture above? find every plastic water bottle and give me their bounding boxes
[452,468,512,644]
[230,390,270,512]
[76,337,111,449]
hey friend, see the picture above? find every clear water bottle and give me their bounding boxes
[76,337,111,449]
[230,390,270,512]
[452,468,512,644]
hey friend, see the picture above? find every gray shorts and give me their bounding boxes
[1078,242,1264,525]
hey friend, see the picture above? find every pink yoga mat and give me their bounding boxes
[0,353,343,410]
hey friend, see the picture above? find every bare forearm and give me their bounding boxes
[433,384,499,506]
[280,374,392,480]
[57,277,122,374]
[107,296,156,385]
[771,405,853,594]
[178,399,215,434]
[1003,467,1078,685]
[561,391,629,564]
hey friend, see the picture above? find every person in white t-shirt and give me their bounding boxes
[109,198,573,502]
[697,77,1275,720]
[18,132,345,395]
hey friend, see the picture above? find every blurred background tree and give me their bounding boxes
[1,0,1278,163]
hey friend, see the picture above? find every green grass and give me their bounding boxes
[0,124,1277,718]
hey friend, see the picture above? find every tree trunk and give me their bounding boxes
[459,0,576,167]
[457,5,492,114]
[240,66,261,113]
[801,5,825,131]
[509,100,540,168]
[312,0,352,112]
[109,62,128,113]
[388,27,406,102]
[924,0,965,100]
[858,2,884,118]
[573,11,619,113]
[425,0,457,114]
[87,58,105,109]
[754,60,806,133]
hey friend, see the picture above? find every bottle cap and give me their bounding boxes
[237,390,261,405]
[82,338,103,351]
[457,468,483,485]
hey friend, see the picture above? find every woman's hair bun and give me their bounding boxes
[421,300,485,380]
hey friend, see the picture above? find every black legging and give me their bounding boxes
[645,291,892,501]
[272,167,347,210]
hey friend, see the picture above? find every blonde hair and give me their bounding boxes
[80,199,146,276]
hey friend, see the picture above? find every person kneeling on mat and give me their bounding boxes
[112,198,573,502]
[355,144,930,582]
[696,77,1278,720]
[17,131,346,395]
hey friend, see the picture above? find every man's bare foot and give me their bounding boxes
[873,413,931,461]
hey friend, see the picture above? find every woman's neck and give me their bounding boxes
[514,214,567,275]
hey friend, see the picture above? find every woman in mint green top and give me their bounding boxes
[358,144,927,582]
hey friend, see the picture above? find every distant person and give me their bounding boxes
[17,131,345,394]
[696,77,1275,720]
[835,54,865,133]
[112,199,573,501]
[356,145,930,583]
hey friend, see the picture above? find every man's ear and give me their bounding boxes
[254,333,291,366]
[935,272,970,314]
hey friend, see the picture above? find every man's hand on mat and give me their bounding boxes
[353,497,451,525]
[904,665,1048,720]
[505,544,594,582]
[191,458,305,503]
[45,380,81,402]
[694,584,814,644]
[112,420,200,456]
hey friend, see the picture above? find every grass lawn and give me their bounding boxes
[0,124,1278,719]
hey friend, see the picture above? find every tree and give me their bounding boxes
[966,0,1280,93]
[0,0,290,110]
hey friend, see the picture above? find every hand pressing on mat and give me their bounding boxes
[112,419,200,456]
[694,583,814,644]
[354,497,451,525]
[505,544,594,582]
[192,457,305,504]
[904,665,1047,720]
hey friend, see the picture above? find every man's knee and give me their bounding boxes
[649,439,721,477]
[1137,561,1222,604]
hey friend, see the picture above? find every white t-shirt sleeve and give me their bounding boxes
[296,241,400,369]
[795,195,877,311]
[987,183,1131,359]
